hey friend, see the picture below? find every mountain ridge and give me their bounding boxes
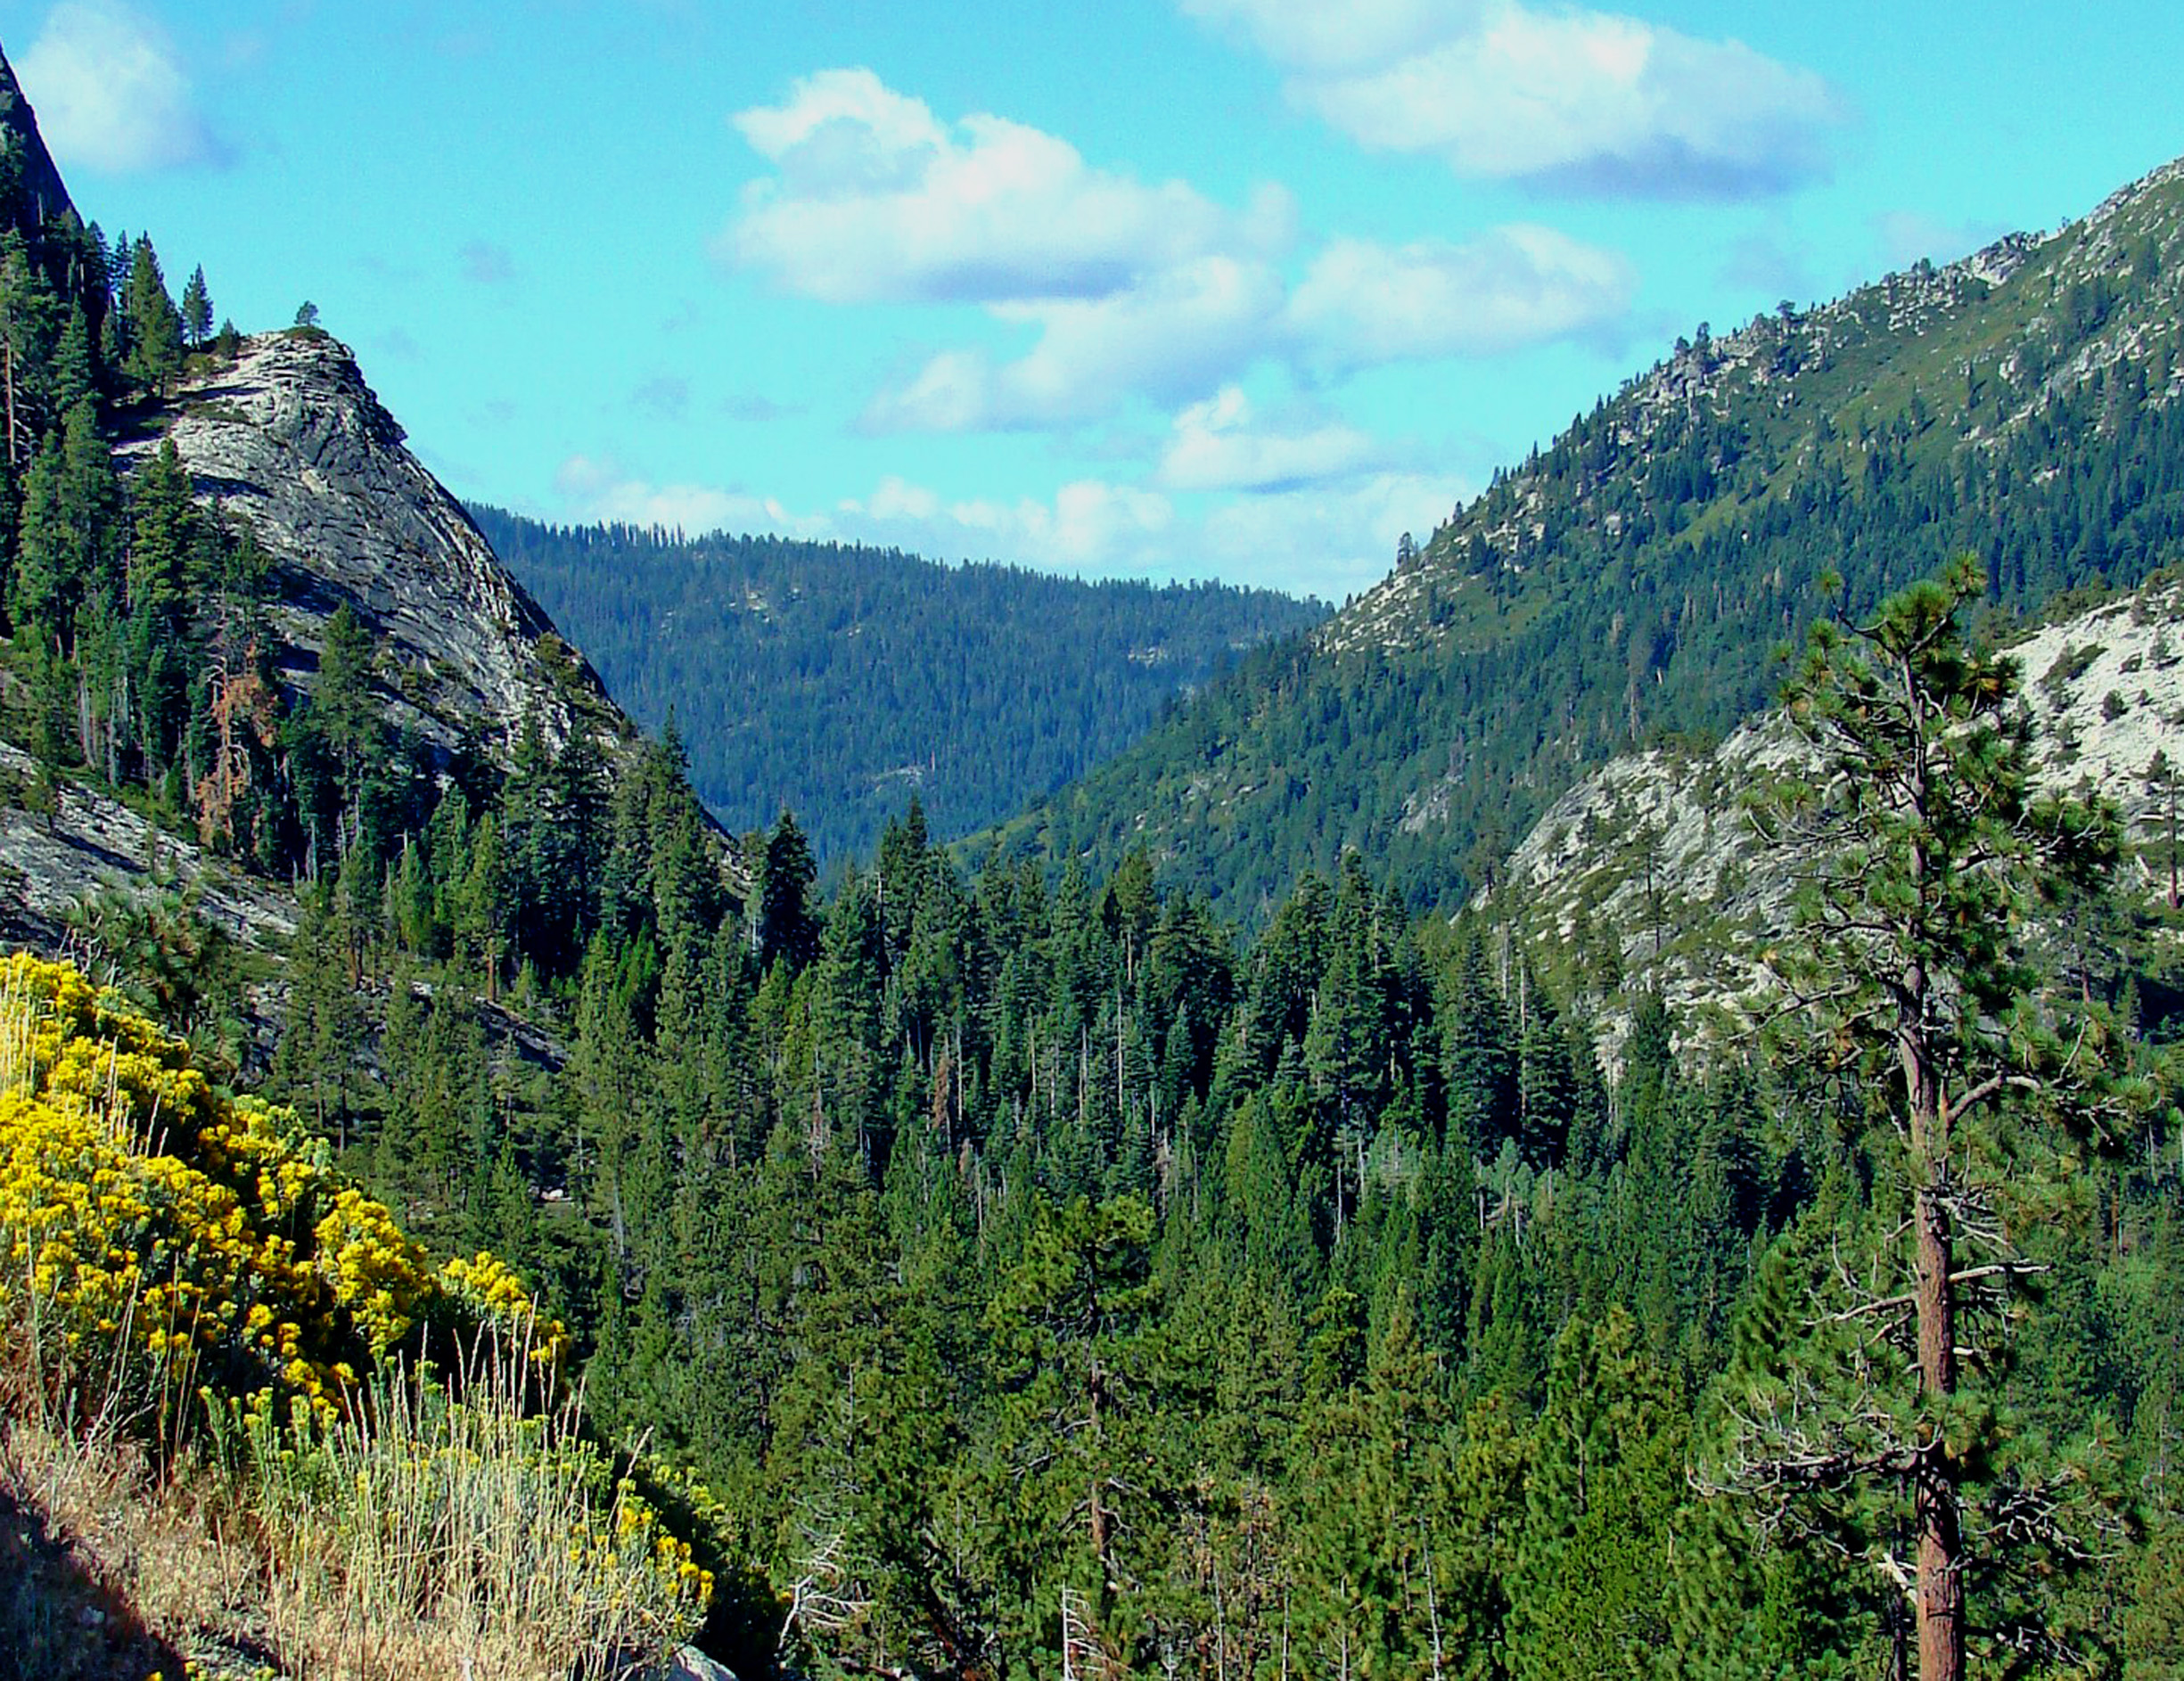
[985,145,2184,916]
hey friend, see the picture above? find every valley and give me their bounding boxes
[0,24,2181,1681]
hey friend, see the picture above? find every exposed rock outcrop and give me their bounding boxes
[1490,576,2184,1063]
[116,331,631,770]
[0,738,296,955]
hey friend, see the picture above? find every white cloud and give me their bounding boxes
[1871,209,2006,274]
[1199,470,1470,599]
[18,2,226,174]
[722,66,1638,433]
[1288,226,1635,365]
[864,224,1631,432]
[865,255,1287,431]
[839,475,1177,574]
[1156,387,1385,492]
[723,68,1289,305]
[553,455,829,539]
[1185,0,1838,198]
[1182,0,1480,75]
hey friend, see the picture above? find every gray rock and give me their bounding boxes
[648,1644,740,1681]
[116,331,634,771]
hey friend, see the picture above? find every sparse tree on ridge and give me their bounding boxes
[180,263,212,348]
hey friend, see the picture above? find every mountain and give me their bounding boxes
[475,508,1325,859]
[989,152,2184,918]
[125,336,633,768]
[0,42,728,990]
[1484,568,2184,1062]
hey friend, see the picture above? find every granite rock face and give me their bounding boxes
[0,46,77,234]
[117,331,631,769]
[0,739,296,955]
[1490,575,2184,1068]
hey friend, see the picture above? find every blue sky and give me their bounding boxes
[3,0,2181,601]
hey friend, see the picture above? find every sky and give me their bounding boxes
[2,2,2181,603]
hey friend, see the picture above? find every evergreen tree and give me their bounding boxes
[180,263,213,348]
[120,234,184,397]
[1721,560,2152,1681]
[757,808,819,972]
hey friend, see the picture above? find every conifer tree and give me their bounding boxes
[757,808,819,972]
[120,234,184,396]
[1720,559,2150,1681]
[180,263,213,348]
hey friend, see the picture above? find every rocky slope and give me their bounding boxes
[990,147,2184,915]
[0,738,296,955]
[117,331,630,767]
[1489,574,2184,1057]
[0,328,709,962]
[0,46,74,235]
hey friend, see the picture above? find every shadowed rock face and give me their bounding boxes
[0,46,77,236]
[118,330,629,769]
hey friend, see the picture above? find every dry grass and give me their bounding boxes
[0,1291,706,1681]
[1,957,713,1680]
[0,1364,225,1681]
[234,1349,708,1681]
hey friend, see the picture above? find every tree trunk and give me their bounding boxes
[1914,1177,1963,1681]
[1903,952,1963,1681]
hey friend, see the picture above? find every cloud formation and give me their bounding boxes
[1288,226,1637,365]
[724,68,1289,305]
[1184,0,1839,198]
[864,257,1288,431]
[1156,388,1386,493]
[727,71,1638,434]
[18,2,227,174]
[725,69,1637,434]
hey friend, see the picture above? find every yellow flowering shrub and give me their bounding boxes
[0,952,564,1418]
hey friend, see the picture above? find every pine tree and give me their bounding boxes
[120,234,184,397]
[0,228,58,470]
[757,808,819,972]
[180,263,213,348]
[1720,559,2151,1681]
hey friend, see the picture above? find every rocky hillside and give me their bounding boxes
[0,45,73,234]
[118,332,630,767]
[989,149,2184,918]
[1488,571,2184,1058]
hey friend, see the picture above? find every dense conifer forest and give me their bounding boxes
[477,508,1325,862]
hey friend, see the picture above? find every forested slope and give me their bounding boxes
[993,155,2184,918]
[477,509,1324,861]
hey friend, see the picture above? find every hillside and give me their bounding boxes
[476,509,1325,859]
[1485,567,2184,1060]
[0,46,745,1100]
[990,152,2184,917]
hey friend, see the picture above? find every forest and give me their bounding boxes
[998,216,2184,920]
[476,507,1324,864]
[253,562,2183,1678]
